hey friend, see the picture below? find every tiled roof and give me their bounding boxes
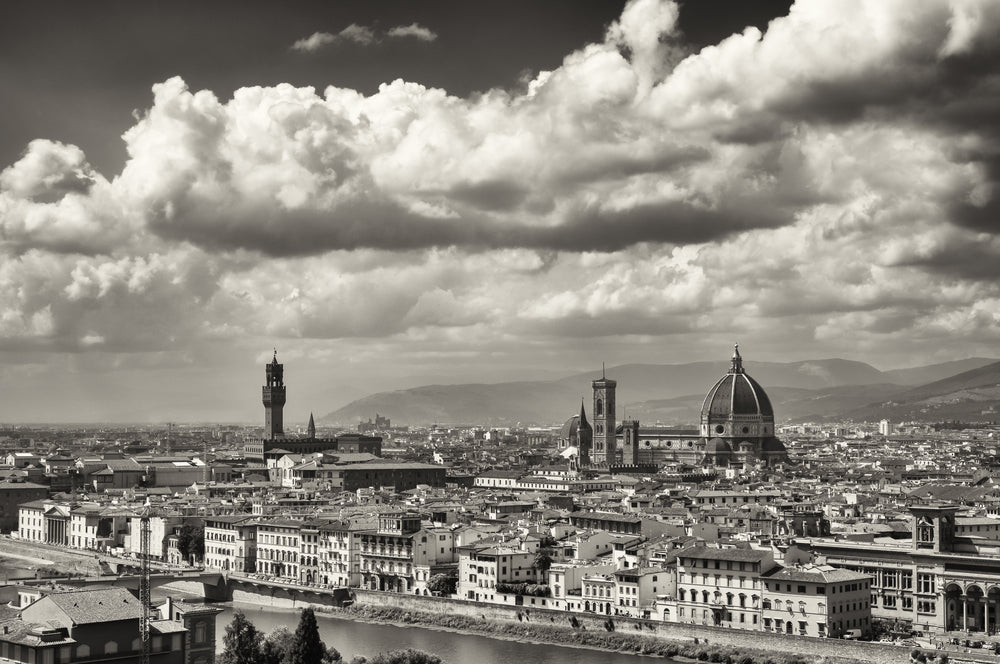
[678,545,772,563]
[34,588,145,625]
[764,565,870,584]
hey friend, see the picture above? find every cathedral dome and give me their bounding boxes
[702,372,774,419]
[700,345,775,438]
[560,415,579,441]
[560,401,592,443]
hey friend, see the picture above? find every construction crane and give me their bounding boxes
[139,505,153,664]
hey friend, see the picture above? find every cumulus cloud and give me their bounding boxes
[4,0,1000,385]
[387,23,437,42]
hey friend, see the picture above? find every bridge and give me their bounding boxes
[21,569,230,601]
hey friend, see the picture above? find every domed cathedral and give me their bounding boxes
[556,400,593,470]
[563,345,787,473]
[699,344,787,468]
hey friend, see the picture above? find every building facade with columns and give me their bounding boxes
[795,505,1000,635]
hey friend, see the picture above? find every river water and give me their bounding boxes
[203,598,675,664]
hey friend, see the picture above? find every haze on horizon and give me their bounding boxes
[1,0,999,425]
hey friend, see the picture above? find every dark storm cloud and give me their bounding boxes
[448,180,530,212]
[890,238,1000,280]
[527,199,791,252]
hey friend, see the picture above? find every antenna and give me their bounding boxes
[602,362,605,379]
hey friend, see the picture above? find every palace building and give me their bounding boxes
[244,352,381,466]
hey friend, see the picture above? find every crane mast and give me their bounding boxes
[140,511,151,664]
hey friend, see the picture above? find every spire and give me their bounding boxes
[272,348,278,364]
[602,362,606,379]
[578,399,589,427]
[731,343,743,374]
[308,412,316,439]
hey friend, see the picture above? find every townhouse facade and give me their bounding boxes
[203,515,257,573]
[457,542,539,602]
[357,512,457,593]
[256,518,301,580]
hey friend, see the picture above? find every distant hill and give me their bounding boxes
[321,357,998,427]
[845,360,1000,422]
[626,384,910,426]
[881,358,1000,386]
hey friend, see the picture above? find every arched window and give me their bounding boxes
[596,399,603,417]
[104,641,118,655]
[679,589,686,601]
[77,645,91,658]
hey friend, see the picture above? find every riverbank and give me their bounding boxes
[330,604,861,664]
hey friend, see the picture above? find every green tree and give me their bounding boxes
[218,611,263,664]
[366,649,442,664]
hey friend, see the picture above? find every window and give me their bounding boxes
[918,574,935,594]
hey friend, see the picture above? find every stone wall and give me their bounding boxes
[173,580,922,664]
[350,590,912,664]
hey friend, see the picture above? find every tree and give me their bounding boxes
[426,572,458,596]
[289,608,326,664]
[261,627,294,664]
[533,549,552,575]
[366,649,442,664]
[176,523,205,562]
[218,611,263,664]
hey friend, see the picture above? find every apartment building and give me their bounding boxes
[256,518,301,580]
[457,542,538,602]
[203,515,257,573]
[674,546,776,630]
[761,564,872,638]
[318,519,362,587]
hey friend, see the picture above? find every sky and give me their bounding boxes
[1,0,999,424]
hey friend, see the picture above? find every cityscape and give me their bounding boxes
[2,1,1000,664]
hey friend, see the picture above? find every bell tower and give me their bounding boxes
[262,349,286,439]
[592,365,617,465]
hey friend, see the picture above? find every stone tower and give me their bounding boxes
[262,349,286,439]
[592,366,617,465]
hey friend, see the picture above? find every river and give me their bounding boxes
[195,597,676,664]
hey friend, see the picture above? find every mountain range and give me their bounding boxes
[320,357,1000,427]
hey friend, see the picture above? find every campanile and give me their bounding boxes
[592,366,617,465]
